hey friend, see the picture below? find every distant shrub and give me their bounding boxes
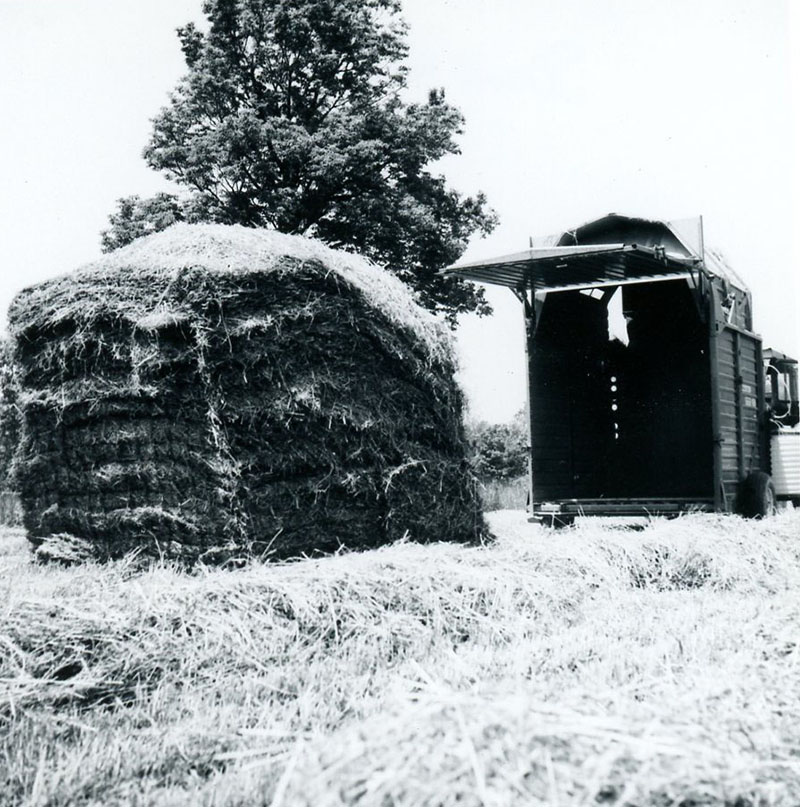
[467,411,528,481]
[0,339,20,492]
[466,412,529,511]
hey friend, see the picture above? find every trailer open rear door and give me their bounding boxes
[445,214,769,521]
[449,243,699,295]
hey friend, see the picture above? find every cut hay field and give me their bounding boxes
[2,511,800,807]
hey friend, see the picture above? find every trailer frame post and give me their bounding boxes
[520,284,536,513]
[756,339,769,474]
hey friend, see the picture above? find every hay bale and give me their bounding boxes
[8,224,486,562]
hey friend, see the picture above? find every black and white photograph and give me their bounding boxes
[1,0,799,804]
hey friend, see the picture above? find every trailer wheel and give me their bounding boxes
[738,471,777,519]
[542,514,575,529]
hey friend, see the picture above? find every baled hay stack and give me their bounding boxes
[9,224,486,562]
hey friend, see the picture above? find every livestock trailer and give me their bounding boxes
[448,214,800,524]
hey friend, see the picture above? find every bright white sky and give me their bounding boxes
[1,0,798,422]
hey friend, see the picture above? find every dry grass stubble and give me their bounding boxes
[1,510,799,806]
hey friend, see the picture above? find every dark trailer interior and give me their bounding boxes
[447,214,769,520]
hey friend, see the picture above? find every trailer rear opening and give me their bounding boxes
[447,213,800,523]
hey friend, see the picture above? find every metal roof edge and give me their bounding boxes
[444,243,700,277]
[444,243,628,275]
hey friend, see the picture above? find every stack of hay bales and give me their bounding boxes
[9,224,486,562]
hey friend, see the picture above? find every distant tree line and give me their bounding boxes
[467,410,528,481]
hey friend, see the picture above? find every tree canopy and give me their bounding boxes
[102,0,497,322]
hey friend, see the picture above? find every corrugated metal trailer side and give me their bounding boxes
[709,313,768,511]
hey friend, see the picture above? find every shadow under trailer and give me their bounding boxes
[447,214,800,525]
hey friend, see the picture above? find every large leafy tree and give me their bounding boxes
[102,0,497,322]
